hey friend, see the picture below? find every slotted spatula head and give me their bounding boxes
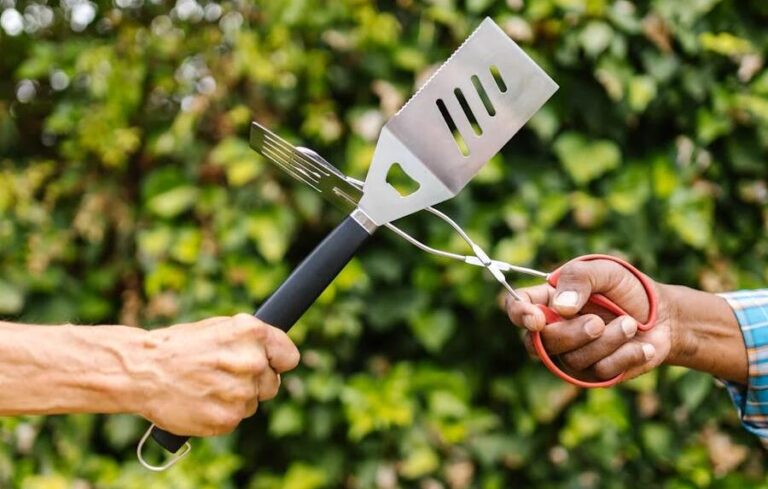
[359,17,558,225]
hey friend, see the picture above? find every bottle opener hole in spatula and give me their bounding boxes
[138,17,558,470]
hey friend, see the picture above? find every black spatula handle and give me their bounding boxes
[252,214,374,331]
[148,214,374,454]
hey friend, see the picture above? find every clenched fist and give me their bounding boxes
[139,314,300,436]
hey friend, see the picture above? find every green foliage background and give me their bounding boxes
[2,0,768,487]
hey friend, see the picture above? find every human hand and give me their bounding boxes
[505,258,674,383]
[139,314,300,436]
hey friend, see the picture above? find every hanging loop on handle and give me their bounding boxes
[137,424,192,472]
[530,254,658,388]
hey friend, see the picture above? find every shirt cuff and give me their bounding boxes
[719,290,768,447]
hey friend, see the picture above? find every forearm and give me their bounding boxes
[0,322,151,416]
[661,285,748,384]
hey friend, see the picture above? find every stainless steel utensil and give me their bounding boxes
[251,126,362,214]
[139,16,557,470]
[252,123,545,295]
[254,130,658,391]
[360,18,557,227]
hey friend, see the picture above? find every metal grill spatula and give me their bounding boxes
[142,17,557,467]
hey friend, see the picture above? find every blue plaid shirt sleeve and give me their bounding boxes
[719,290,768,446]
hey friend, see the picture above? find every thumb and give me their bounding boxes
[550,259,626,317]
[262,325,301,373]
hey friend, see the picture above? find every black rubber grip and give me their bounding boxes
[149,215,373,453]
[252,214,373,331]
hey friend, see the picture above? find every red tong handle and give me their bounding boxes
[530,254,658,388]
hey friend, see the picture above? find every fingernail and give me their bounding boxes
[642,343,656,361]
[554,291,579,308]
[621,317,637,338]
[584,319,603,338]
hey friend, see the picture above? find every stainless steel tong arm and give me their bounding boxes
[341,176,548,299]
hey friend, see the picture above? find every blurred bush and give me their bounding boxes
[1,0,768,487]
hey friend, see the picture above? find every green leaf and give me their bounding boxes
[103,414,142,450]
[666,188,714,249]
[269,403,305,437]
[628,75,657,112]
[399,446,440,479]
[170,227,202,264]
[0,279,24,315]
[246,208,297,263]
[341,364,415,440]
[606,163,651,214]
[699,32,753,56]
[521,366,579,424]
[146,186,199,218]
[621,369,658,393]
[527,104,560,142]
[470,434,532,468]
[554,132,621,184]
[409,309,456,353]
[676,371,712,410]
[210,137,264,187]
[641,423,676,463]
[560,389,629,447]
[494,234,537,266]
[15,43,56,79]
[579,21,613,57]
[697,108,732,143]
[651,155,679,198]
[280,463,328,489]
[428,390,468,418]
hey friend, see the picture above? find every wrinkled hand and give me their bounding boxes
[141,314,300,436]
[505,258,674,383]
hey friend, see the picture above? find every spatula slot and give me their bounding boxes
[454,87,483,136]
[471,75,495,117]
[436,98,470,157]
[386,162,421,197]
[490,65,507,93]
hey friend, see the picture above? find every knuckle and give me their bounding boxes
[561,350,591,372]
[285,346,301,370]
[234,313,265,336]
[206,407,242,434]
[260,380,279,400]
[233,353,266,373]
[213,348,229,372]
[250,322,269,341]
[233,312,254,323]
[581,314,601,327]
[631,342,647,361]
[560,262,587,282]
[232,313,254,329]
[603,259,628,279]
[232,382,257,402]
[246,401,259,417]
[254,353,269,372]
[593,360,616,380]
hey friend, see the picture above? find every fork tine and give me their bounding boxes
[260,146,322,192]
[261,141,324,183]
[262,134,330,177]
[253,124,334,180]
